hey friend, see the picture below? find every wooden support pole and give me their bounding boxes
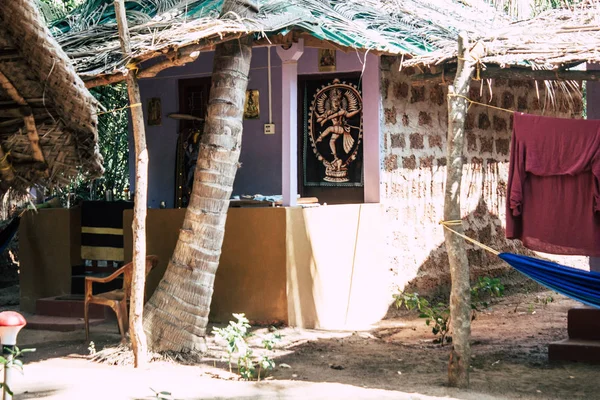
[444,32,479,388]
[114,0,149,368]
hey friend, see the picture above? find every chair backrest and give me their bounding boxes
[121,255,159,299]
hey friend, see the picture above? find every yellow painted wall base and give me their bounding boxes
[21,204,389,330]
[19,208,81,313]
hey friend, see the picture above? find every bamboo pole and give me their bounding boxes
[444,32,480,388]
[114,0,149,368]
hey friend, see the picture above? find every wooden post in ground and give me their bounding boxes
[114,0,149,368]
[443,32,480,388]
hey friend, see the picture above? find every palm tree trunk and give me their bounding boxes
[143,0,258,352]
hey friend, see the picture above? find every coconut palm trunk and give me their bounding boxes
[143,0,258,352]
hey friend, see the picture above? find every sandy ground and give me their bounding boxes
[7,290,600,400]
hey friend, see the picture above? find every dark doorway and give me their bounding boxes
[298,73,364,205]
[175,77,211,208]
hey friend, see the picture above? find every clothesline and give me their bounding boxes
[440,220,500,255]
[447,93,515,114]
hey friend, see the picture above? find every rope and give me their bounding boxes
[440,220,500,256]
[95,103,142,116]
[448,94,515,114]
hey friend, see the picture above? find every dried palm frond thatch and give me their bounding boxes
[55,0,600,85]
[405,3,600,70]
[0,0,103,196]
[53,0,505,83]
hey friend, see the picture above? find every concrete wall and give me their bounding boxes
[380,57,586,294]
[19,208,81,312]
[286,204,388,330]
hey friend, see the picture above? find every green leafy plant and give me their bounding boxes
[394,291,451,345]
[212,314,281,380]
[0,347,36,396]
[536,294,554,308]
[471,276,505,310]
[87,341,96,356]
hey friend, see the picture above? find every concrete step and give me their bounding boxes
[567,307,600,340]
[549,339,600,363]
[35,296,110,319]
[24,315,105,332]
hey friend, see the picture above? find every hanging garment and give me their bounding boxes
[506,113,600,256]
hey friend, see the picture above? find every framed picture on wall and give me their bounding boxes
[318,49,336,72]
[243,89,260,119]
[147,97,162,126]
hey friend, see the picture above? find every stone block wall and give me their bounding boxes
[380,56,585,294]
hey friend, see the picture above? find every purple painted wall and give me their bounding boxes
[130,48,283,208]
[130,47,376,208]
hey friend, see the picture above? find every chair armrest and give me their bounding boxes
[84,264,127,284]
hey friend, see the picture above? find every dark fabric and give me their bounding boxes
[0,217,19,255]
[80,201,133,261]
[499,253,600,309]
[81,233,124,248]
[81,200,133,229]
[506,113,600,256]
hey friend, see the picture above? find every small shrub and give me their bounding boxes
[0,347,36,396]
[212,313,281,380]
[471,276,505,310]
[394,291,451,345]
[394,276,505,345]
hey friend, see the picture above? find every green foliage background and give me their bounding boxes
[38,0,130,202]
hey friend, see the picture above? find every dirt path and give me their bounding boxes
[12,290,600,399]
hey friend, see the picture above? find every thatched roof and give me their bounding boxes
[55,0,600,85]
[405,4,600,70]
[0,0,103,195]
[53,0,504,83]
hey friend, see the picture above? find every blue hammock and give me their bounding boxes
[499,253,600,309]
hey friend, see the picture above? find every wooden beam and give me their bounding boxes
[0,69,47,169]
[137,46,201,79]
[411,66,600,85]
[0,49,21,61]
[114,0,149,368]
[85,72,127,88]
[0,105,54,118]
[84,31,385,89]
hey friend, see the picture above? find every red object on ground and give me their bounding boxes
[506,112,600,256]
[0,312,26,327]
[0,311,26,347]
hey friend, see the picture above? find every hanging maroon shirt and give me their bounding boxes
[506,112,600,256]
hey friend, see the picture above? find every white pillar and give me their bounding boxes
[276,40,304,207]
[362,53,381,203]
